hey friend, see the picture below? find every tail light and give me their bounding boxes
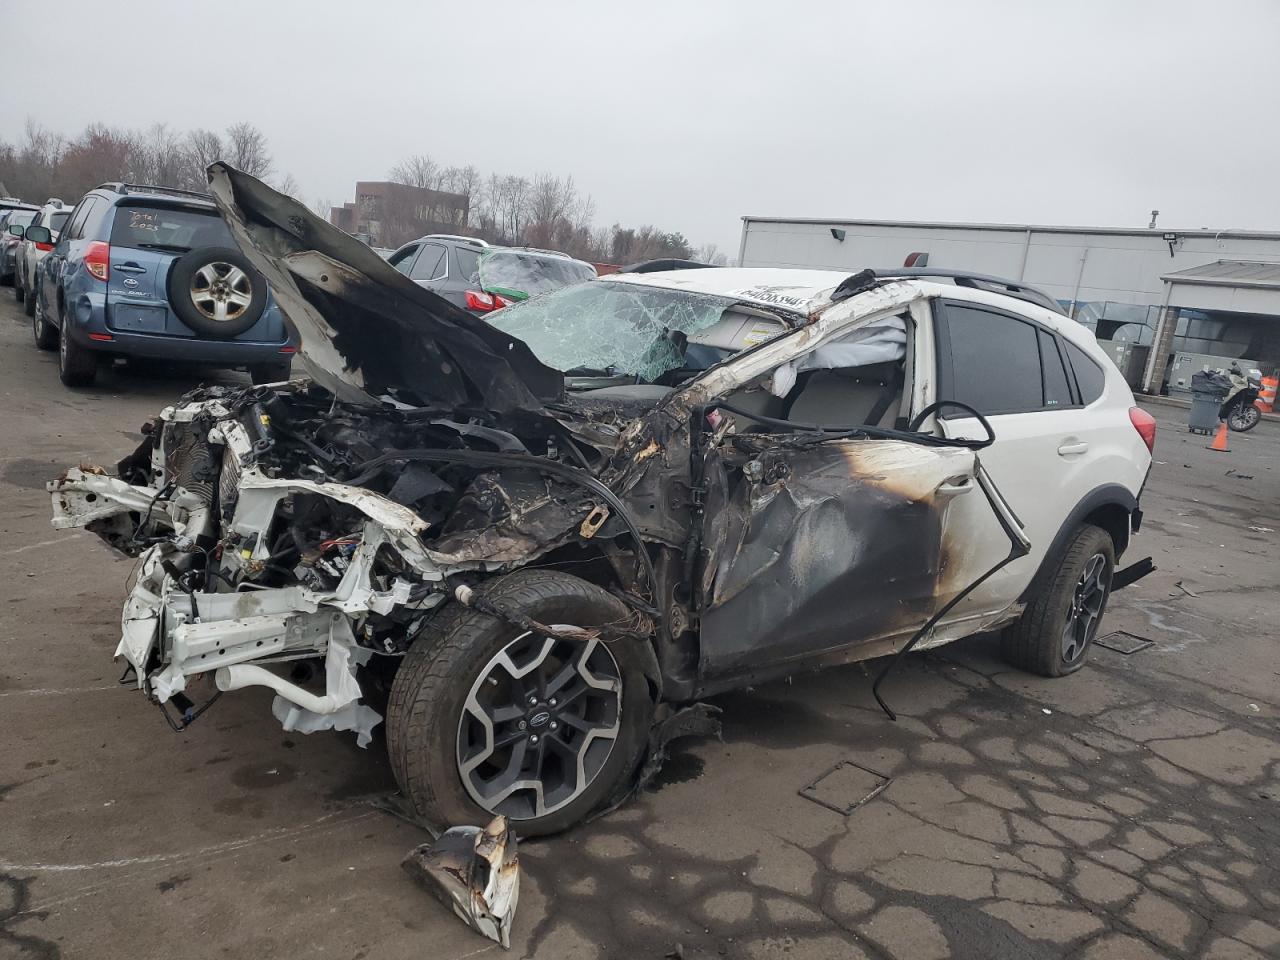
[84,241,110,281]
[465,289,496,312]
[1129,406,1157,453]
[34,240,54,252]
[493,294,514,309]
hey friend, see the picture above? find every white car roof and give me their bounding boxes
[596,267,848,317]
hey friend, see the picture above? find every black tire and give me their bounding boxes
[13,276,24,302]
[58,305,98,387]
[387,570,654,836]
[1227,399,1262,432]
[22,279,36,316]
[32,292,56,350]
[166,247,266,338]
[1001,524,1115,677]
[250,360,292,385]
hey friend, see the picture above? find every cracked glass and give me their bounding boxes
[487,281,737,381]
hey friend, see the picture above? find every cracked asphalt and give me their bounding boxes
[1,291,1277,960]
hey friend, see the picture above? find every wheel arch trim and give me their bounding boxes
[1018,484,1137,604]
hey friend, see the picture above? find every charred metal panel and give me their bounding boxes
[698,439,975,682]
[207,163,563,411]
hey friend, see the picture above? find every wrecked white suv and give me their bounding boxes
[50,166,1155,836]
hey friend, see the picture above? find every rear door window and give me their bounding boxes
[935,301,1044,415]
[410,243,447,281]
[109,204,232,252]
[388,243,419,275]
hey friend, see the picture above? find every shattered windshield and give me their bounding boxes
[479,250,597,300]
[487,280,737,382]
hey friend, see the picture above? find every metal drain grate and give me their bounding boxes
[1095,631,1154,655]
[799,761,892,816]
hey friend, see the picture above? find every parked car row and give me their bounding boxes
[386,234,596,314]
[6,183,296,388]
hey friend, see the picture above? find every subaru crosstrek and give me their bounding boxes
[49,165,1156,838]
[28,182,295,387]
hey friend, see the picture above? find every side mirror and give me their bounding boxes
[6,224,24,238]
[23,225,52,245]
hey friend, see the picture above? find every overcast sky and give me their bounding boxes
[4,0,1279,253]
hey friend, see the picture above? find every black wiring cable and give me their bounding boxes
[345,447,658,605]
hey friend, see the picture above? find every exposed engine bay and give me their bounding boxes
[51,375,678,743]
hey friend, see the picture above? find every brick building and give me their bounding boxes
[330,181,471,248]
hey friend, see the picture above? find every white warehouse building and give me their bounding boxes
[737,217,1280,394]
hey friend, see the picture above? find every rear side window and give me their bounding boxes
[61,203,89,239]
[455,245,480,283]
[410,243,447,281]
[1039,330,1074,408]
[1063,341,1106,404]
[109,204,232,251]
[935,302,1044,415]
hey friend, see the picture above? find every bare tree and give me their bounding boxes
[694,242,728,266]
[389,153,439,189]
[182,129,223,189]
[223,122,271,177]
[273,172,300,197]
[131,123,185,187]
[55,124,136,198]
[311,197,333,221]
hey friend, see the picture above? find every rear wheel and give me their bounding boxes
[1001,524,1114,677]
[22,278,36,316]
[58,307,98,387]
[13,271,25,302]
[387,570,653,836]
[32,293,57,351]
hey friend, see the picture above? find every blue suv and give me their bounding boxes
[27,182,295,387]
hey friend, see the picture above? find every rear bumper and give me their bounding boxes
[73,324,294,365]
[66,292,293,365]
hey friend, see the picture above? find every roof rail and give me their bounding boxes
[617,258,722,274]
[843,267,1066,315]
[423,233,489,247]
[96,182,213,201]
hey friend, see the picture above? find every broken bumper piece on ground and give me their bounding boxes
[402,816,520,949]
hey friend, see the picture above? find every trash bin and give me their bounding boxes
[1189,369,1231,434]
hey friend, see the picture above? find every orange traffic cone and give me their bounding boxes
[1208,421,1231,453]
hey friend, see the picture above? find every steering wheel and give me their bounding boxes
[909,400,996,449]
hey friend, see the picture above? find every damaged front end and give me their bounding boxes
[51,377,650,745]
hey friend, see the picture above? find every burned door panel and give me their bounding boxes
[698,438,976,682]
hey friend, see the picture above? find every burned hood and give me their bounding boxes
[206,163,564,411]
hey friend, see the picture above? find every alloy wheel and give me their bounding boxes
[1062,552,1108,663]
[457,629,622,820]
[190,262,253,323]
[1228,402,1261,431]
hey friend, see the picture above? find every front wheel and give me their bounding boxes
[1227,399,1262,432]
[22,279,36,316]
[1001,524,1115,677]
[387,570,654,836]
